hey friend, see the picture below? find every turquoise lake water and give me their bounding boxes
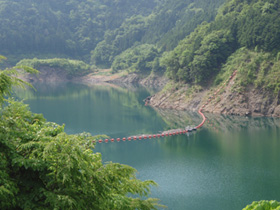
[19,82,280,210]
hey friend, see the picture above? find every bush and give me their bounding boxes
[111,44,161,73]
[17,58,91,78]
[215,48,280,94]
[243,200,280,210]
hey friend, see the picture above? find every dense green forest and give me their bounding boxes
[1,0,280,88]
[0,0,224,67]
[91,0,225,67]
[163,0,280,85]
[0,0,158,60]
[104,0,280,91]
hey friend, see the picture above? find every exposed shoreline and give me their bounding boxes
[147,77,280,118]
[21,67,280,118]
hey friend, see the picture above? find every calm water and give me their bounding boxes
[18,82,280,210]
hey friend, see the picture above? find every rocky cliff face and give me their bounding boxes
[204,86,280,117]
[148,76,280,117]
[20,66,70,83]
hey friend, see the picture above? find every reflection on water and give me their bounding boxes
[17,82,280,210]
[16,82,167,137]
[154,107,280,132]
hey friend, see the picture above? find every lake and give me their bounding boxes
[18,82,280,210]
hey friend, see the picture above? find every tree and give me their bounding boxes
[111,44,160,73]
[0,58,163,209]
[0,56,38,104]
[189,29,235,82]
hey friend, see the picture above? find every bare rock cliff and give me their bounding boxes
[149,77,280,117]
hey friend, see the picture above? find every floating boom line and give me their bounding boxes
[95,71,237,144]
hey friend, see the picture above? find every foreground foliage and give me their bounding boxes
[243,200,280,210]
[0,60,162,209]
[0,56,38,104]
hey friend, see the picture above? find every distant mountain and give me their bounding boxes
[0,0,224,66]
[91,0,225,67]
[0,0,158,59]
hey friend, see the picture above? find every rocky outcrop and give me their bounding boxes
[205,87,280,117]
[19,66,70,83]
[149,77,280,117]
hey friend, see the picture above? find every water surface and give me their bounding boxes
[19,82,280,210]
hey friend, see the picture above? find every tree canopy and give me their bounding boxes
[90,0,225,67]
[162,0,280,84]
[0,0,224,68]
[2,0,280,85]
[0,0,158,59]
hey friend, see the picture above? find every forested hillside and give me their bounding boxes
[1,0,280,86]
[91,0,224,67]
[1,0,279,107]
[163,0,280,84]
[0,0,158,59]
[1,0,279,101]
[0,0,224,67]
[148,0,280,117]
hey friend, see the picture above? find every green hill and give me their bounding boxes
[1,0,279,111]
[163,0,280,84]
[0,0,158,60]
[0,0,224,67]
[148,0,280,117]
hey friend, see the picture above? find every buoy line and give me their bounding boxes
[196,70,237,129]
[95,71,237,144]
